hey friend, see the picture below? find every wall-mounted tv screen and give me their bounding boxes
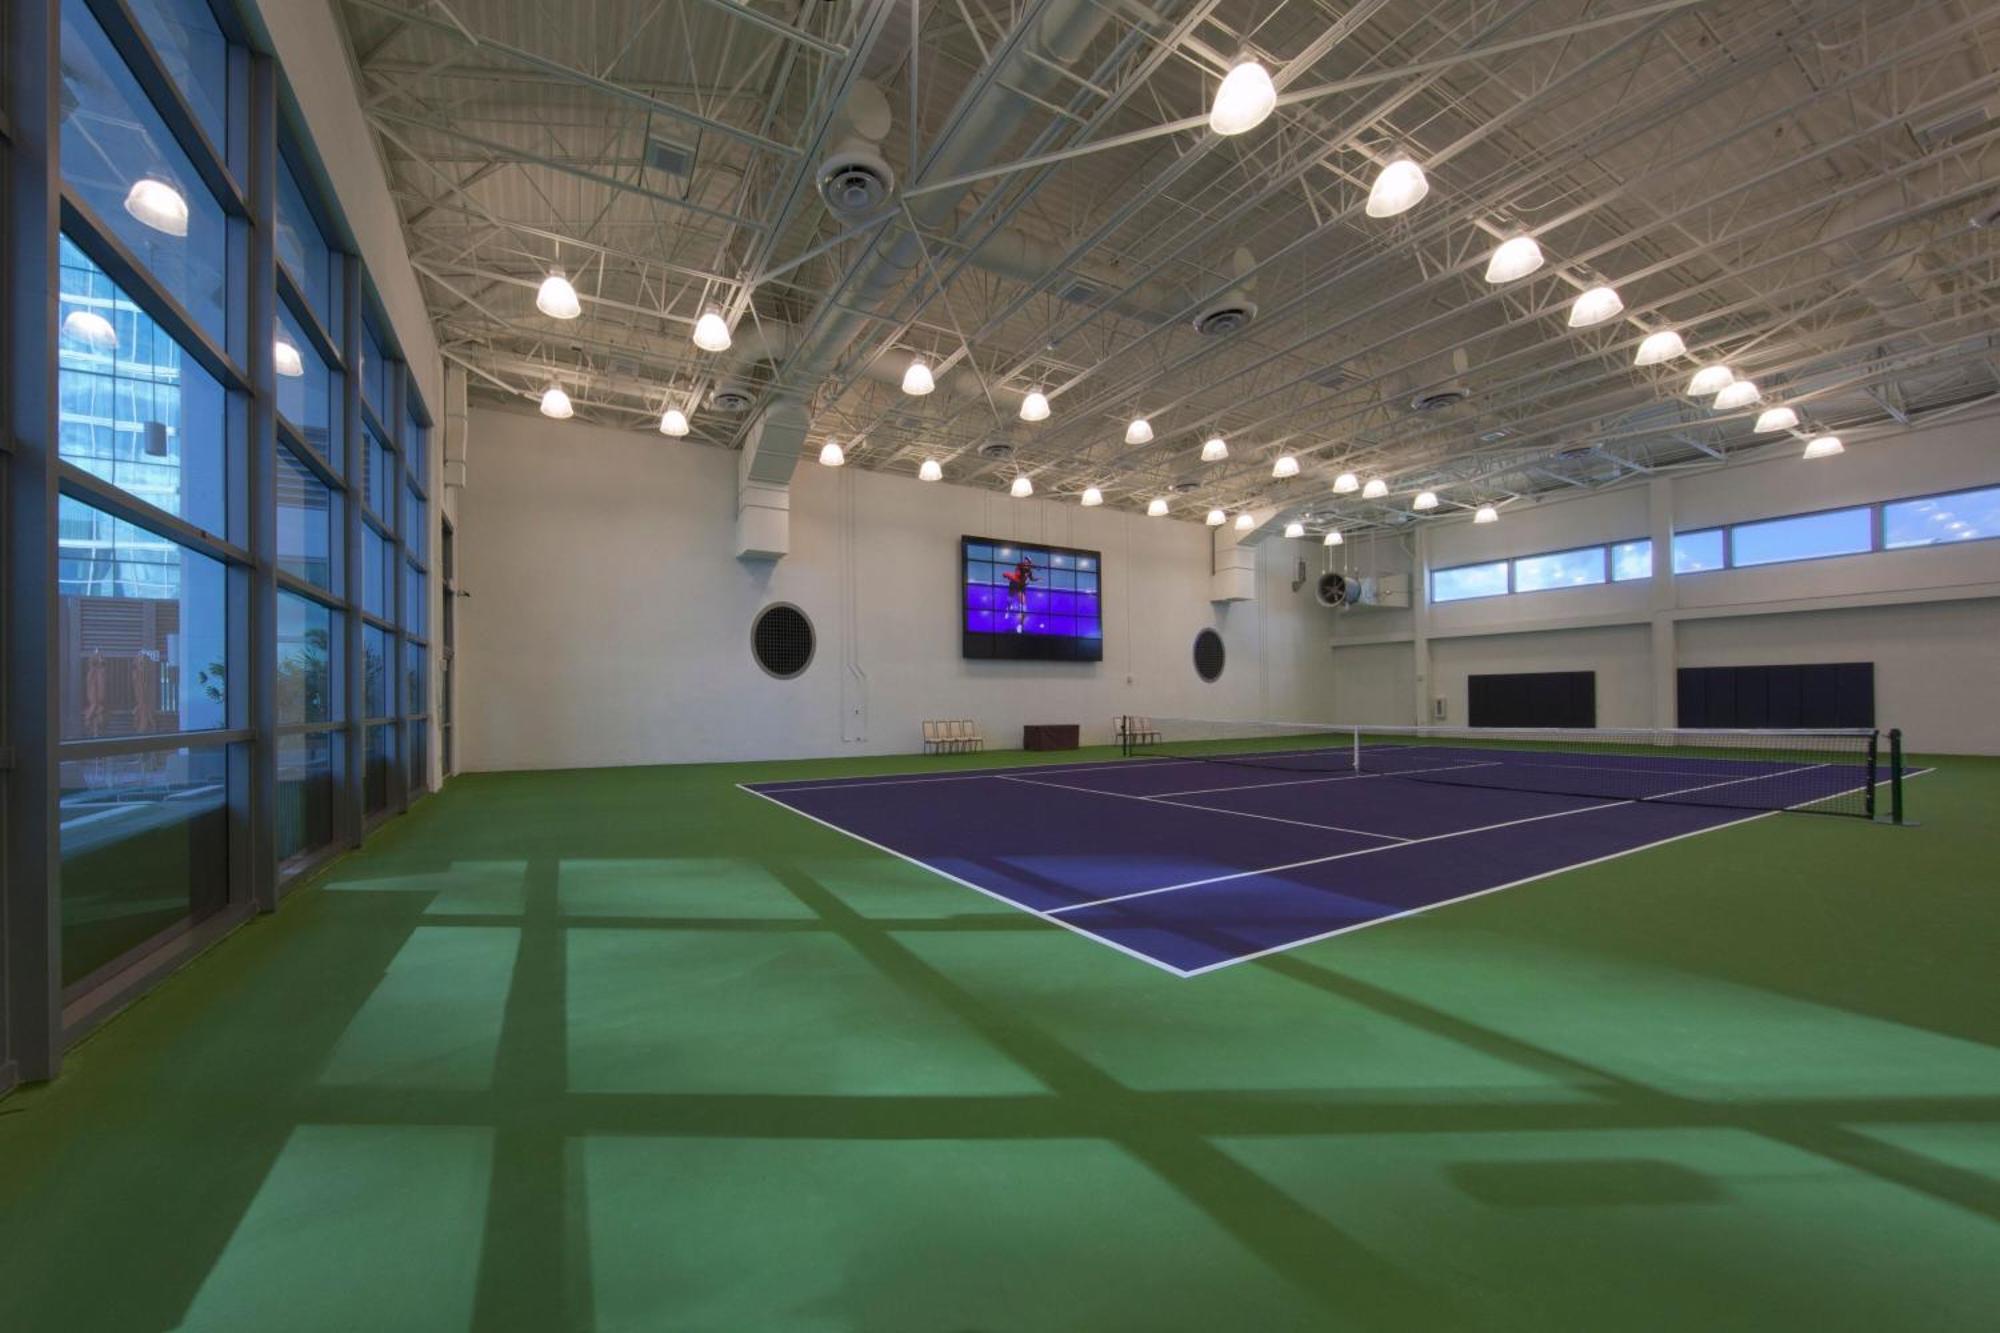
[961,536,1104,661]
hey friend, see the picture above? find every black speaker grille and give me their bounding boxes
[1193,628,1225,683]
[752,604,815,679]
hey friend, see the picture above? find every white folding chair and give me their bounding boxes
[962,719,984,752]
[921,720,940,754]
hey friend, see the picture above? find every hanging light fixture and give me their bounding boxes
[1362,478,1388,499]
[1271,454,1300,479]
[273,334,305,378]
[536,270,581,320]
[1283,521,1305,539]
[1473,504,1499,524]
[1323,531,1344,547]
[539,385,573,419]
[1209,59,1277,136]
[819,440,846,467]
[918,458,943,481]
[1333,472,1359,494]
[1412,490,1439,511]
[1147,497,1169,516]
[1010,475,1033,498]
[1483,234,1544,284]
[123,177,189,237]
[1712,379,1761,411]
[1201,435,1229,462]
[1019,389,1050,422]
[901,357,935,396]
[1234,512,1255,531]
[1633,330,1686,366]
[1125,416,1153,444]
[1206,508,1227,527]
[1080,486,1104,507]
[692,307,732,352]
[1567,283,1624,328]
[1753,406,1799,434]
[1687,364,1735,396]
[1366,155,1429,219]
[62,309,119,352]
[660,406,690,436]
[1802,434,1844,459]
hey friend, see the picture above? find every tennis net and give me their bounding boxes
[1119,717,1892,819]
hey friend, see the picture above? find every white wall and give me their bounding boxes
[457,409,1340,770]
[1327,412,2000,753]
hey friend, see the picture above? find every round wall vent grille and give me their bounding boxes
[752,604,815,679]
[1193,628,1225,683]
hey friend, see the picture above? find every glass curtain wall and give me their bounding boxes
[6,0,434,1077]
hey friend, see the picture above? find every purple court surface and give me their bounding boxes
[742,748,1889,976]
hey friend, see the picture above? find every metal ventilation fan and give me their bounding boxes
[1315,572,1351,608]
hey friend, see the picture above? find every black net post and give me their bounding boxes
[1890,728,1905,826]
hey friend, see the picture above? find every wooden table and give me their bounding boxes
[1023,724,1081,751]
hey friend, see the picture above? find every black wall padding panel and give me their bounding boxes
[1468,671,1597,727]
[1676,662,1874,728]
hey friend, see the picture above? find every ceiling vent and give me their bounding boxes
[1192,297,1257,336]
[710,382,757,413]
[1057,279,1101,306]
[977,440,1015,461]
[819,147,893,216]
[645,136,695,179]
[1408,348,1473,413]
[1914,98,1995,150]
[1307,366,1362,391]
[1170,477,1201,493]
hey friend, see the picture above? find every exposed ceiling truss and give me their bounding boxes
[334,0,2000,534]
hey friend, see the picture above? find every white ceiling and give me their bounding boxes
[335,0,2000,532]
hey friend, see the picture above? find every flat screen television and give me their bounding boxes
[961,536,1104,661]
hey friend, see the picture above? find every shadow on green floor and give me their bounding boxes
[2,751,1998,1331]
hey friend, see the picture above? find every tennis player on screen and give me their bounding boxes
[1001,555,1037,632]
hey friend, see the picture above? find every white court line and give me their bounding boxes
[1150,760,1503,798]
[1047,798,1632,914]
[750,755,1206,794]
[994,773,1411,842]
[733,783,1192,977]
[1179,764,1932,976]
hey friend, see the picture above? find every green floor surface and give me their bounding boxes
[3,746,1997,1331]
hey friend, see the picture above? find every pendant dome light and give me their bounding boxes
[1366,156,1429,219]
[1802,434,1844,459]
[1687,364,1735,396]
[1633,330,1686,366]
[1009,475,1033,498]
[1205,508,1227,527]
[1080,486,1104,507]
[691,307,732,352]
[123,177,189,237]
[1474,504,1499,524]
[1323,530,1344,547]
[918,458,943,481]
[1209,59,1277,136]
[1753,406,1798,434]
[1711,379,1761,411]
[1146,497,1169,516]
[1567,283,1624,328]
[273,334,305,378]
[1125,416,1154,444]
[1019,389,1050,422]
[659,406,690,436]
[901,357,935,396]
[62,309,119,352]
[1412,490,1440,511]
[1483,234,1544,284]
[1362,478,1389,499]
[539,385,574,419]
[536,270,581,320]
[1200,435,1229,462]
[1234,512,1255,531]
[818,440,847,466]
[1271,454,1300,479]
[1333,472,1359,494]
[1283,521,1306,539]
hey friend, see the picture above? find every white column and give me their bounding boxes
[1648,477,1678,729]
